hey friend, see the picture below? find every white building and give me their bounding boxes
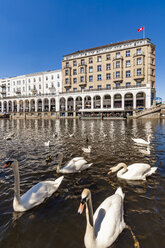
[0,84,151,117]
[0,69,62,98]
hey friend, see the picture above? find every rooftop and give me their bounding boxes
[0,69,61,81]
[63,38,151,57]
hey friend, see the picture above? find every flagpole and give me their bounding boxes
[143,26,145,39]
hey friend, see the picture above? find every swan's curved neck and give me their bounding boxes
[113,163,127,176]
[85,195,95,245]
[148,135,151,143]
[12,161,21,204]
[56,153,63,173]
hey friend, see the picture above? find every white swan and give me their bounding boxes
[55,153,93,174]
[44,140,50,147]
[82,146,91,153]
[108,162,157,180]
[4,132,15,140]
[132,134,151,145]
[78,188,126,248]
[69,133,74,137]
[3,159,64,212]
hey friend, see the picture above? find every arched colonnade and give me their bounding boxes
[0,92,146,113]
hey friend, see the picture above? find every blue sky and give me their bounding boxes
[0,0,164,100]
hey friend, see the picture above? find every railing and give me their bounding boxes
[113,56,123,61]
[134,74,145,80]
[0,92,57,100]
[133,52,145,58]
[0,84,148,100]
[78,63,87,67]
[61,84,147,94]
[63,65,71,69]
[134,104,165,118]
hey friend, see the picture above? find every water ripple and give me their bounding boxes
[0,118,165,248]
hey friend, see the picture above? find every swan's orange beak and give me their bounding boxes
[107,170,112,175]
[2,161,13,168]
[78,203,85,214]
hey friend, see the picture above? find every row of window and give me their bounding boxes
[12,80,25,86]
[8,82,61,93]
[65,58,144,76]
[66,69,144,84]
[68,81,143,92]
[65,48,146,67]
[12,75,60,86]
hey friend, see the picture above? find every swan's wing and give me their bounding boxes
[80,163,93,171]
[72,157,84,162]
[21,176,64,210]
[82,147,87,152]
[122,163,151,179]
[93,194,125,247]
[60,159,88,173]
[64,157,83,168]
[63,158,76,169]
[74,159,87,168]
[63,159,87,170]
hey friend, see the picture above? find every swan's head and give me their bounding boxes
[2,159,17,168]
[88,146,92,149]
[78,188,91,214]
[108,163,127,174]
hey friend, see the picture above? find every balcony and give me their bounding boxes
[113,56,123,61]
[64,81,71,88]
[16,90,21,95]
[49,87,56,93]
[79,81,87,86]
[134,74,145,80]
[63,65,71,70]
[78,63,87,67]
[0,84,6,88]
[0,91,6,94]
[133,52,145,57]
[113,76,123,82]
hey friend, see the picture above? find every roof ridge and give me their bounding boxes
[63,38,151,57]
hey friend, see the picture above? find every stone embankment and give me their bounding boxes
[131,104,165,119]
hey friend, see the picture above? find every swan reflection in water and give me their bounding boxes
[138,146,151,155]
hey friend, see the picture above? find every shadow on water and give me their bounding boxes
[0,118,165,248]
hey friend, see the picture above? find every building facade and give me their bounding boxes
[62,38,155,98]
[0,70,62,98]
[0,38,155,118]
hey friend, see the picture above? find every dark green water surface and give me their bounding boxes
[0,118,165,248]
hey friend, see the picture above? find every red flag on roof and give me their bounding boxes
[138,26,144,32]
